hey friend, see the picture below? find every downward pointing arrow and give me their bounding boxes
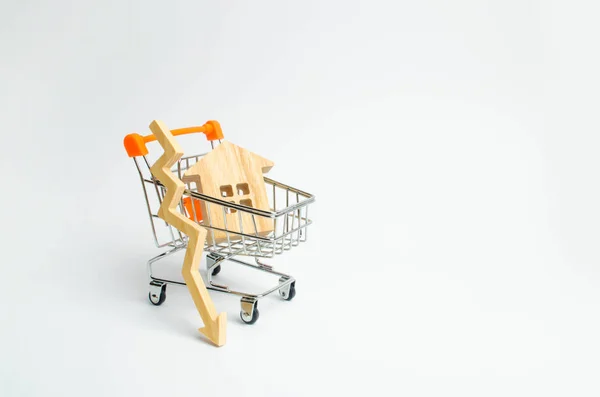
[149,120,226,347]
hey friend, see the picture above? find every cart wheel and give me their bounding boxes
[278,280,296,301]
[240,298,259,324]
[211,265,222,276]
[284,283,296,301]
[149,284,166,306]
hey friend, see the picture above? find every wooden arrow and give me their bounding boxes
[149,120,226,347]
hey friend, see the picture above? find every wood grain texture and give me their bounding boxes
[184,140,274,244]
[149,120,226,347]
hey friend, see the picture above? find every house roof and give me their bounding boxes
[184,140,274,177]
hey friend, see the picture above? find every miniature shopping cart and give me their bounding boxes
[124,122,314,324]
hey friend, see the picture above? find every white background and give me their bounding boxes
[2,1,600,396]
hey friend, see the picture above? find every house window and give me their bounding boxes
[240,198,253,207]
[220,185,234,197]
[236,183,250,195]
[225,201,237,214]
[221,182,253,215]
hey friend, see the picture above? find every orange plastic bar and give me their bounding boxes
[124,120,224,157]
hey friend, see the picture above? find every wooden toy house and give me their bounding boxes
[183,140,274,244]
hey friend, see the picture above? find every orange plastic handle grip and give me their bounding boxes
[124,120,224,157]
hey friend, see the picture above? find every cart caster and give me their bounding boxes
[211,265,222,276]
[207,253,223,277]
[240,297,259,324]
[148,282,167,306]
[278,277,296,301]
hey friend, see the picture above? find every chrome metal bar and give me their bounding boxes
[285,188,290,233]
[295,192,301,244]
[134,158,160,248]
[190,194,199,223]
[237,209,248,255]
[205,202,217,249]
[147,244,186,283]
[251,214,263,255]
[289,206,296,248]
[222,205,233,251]
[303,205,309,241]
[206,256,295,299]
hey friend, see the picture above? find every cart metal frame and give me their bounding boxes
[131,140,314,324]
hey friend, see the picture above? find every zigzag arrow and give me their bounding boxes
[149,120,226,347]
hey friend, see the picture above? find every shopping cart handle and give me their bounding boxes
[124,120,224,157]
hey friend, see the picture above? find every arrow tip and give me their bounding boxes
[198,312,227,347]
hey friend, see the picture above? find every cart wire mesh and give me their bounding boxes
[133,152,314,259]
